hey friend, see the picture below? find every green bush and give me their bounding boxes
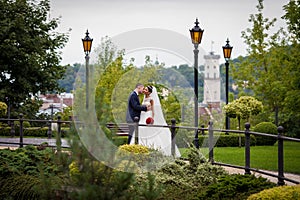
[0,175,41,199]
[199,174,276,200]
[0,127,69,137]
[112,136,128,146]
[248,184,300,200]
[0,102,7,117]
[14,120,31,127]
[175,129,194,148]
[0,122,9,127]
[182,134,257,147]
[253,122,278,146]
[118,144,150,167]
[150,147,228,200]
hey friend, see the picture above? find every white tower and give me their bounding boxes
[203,52,221,105]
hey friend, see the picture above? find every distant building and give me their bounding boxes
[38,93,73,116]
[199,52,221,119]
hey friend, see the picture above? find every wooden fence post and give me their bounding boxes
[244,122,251,175]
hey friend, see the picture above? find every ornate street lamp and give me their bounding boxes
[190,18,204,145]
[222,38,233,130]
[82,30,93,110]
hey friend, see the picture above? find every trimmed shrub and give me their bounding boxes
[183,134,257,147]
[248,185,300,200]
[0,127,69,137]
[0,102,7,117]
[118,144,150,166]
[0,122,9,127]
[119,144,149,154]
[199,174,276,200]
[112,136,128,146]
[253,122,277,146]
[14,120,31,127]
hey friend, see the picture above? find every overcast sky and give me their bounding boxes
[50,0,289,67]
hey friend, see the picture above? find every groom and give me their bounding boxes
[126,83,150,144]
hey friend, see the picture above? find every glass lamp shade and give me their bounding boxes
[82,30,93,54]
[189,18,204,45]
[222,39,233,59]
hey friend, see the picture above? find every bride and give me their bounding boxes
[131,85,181,157]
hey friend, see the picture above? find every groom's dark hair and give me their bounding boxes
[135,83,143,88]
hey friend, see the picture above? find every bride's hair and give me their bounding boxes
[147,85,153,93]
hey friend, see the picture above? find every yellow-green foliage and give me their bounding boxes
[69,161,80,177]
[0,102,7,117]
[118,144,149,167]
[119,144,149,154]
[248,184,300,200]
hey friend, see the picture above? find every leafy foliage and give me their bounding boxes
[231,0,300,136]
[58,63,81,93]
[0,0,69,116]
[253,122,278,146]
[151,147,228,199]
[248,184,300,200]
[224,96,263,131]
[0,101,7,117]
[0,145,70,199]
[200,174,276,200]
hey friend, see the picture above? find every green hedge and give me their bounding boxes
[196,134,257,148]
[111,133,276,148]
[253,122,278,146]
[0,127,69,138]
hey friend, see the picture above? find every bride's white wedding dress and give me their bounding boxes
[130,87,181,157]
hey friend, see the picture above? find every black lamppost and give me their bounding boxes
[222,38,233,130]
[82,30,93,110]
[190,18,204,135]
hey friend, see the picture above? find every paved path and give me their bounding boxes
[222,166,300,186]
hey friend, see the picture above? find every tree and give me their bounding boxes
[0,0,69,117]
[58,63,81,93]
[231,0,287,126]
[224,96,263,129]
[224,96,263,146]
[282,0,300,43]
[280,0,300,137]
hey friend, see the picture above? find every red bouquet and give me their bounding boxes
[146,117,154,125]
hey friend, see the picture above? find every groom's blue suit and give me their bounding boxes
[126,91,147,144]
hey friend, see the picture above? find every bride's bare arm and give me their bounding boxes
[150,99,154,117]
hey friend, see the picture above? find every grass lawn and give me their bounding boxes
[180,141,300,174]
